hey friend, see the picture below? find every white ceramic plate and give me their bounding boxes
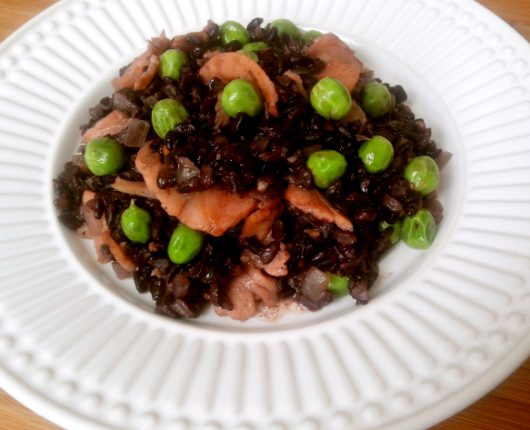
[1,0,530,429]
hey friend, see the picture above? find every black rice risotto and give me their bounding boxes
[53,19,448,321]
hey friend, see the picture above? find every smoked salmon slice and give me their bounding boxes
[81,110,129,144]
[199,52,279,117]
[215,265,279,321]
[112,31,170,91]
[135,143,258,236]
[241,243,290,278]
[111,177,156,199]
[284,184,353,231]
[113,53,160,91]
[241,198,280,242]
[81,190,136,272]
[305,33,362,92]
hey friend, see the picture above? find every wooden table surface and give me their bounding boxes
[0,0,529,429]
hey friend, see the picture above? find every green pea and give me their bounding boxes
[379,220,402,244]
[302,29,322,45]
[238,50,259,62]
[151,98,189,138]
[167,224,203,264]
[362,82,391,118]
[238,42,266,61]
[120,201,151,244]
[159,48,188,81]
[404,156,440,196]
[242,41,268,52]
[270,18,301,40]
[84,137,125,176]
[358,135,394,173]
[401,209,437,249]
[221,79,263,118]
[310,77,352,120]
[306,149,348,188]
[326,273,350,296]
[219,20,250,46]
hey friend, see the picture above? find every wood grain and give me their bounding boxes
[0,1,529,429]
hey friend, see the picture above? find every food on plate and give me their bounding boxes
[53,18,449,321]
[219,20,251,46]
[310,77,352,120]
[159,48,189,81]
[151,98,189,138]
[401,209,437,249]
[358,135,394,174]
[306,150,348,189]
[84,137,125,176]
[362,81,392,118]
[270,18,302,40]
[167,223,204,264]
[120,201,152,244]
[221,79,264,118]
[404,155,440,196]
